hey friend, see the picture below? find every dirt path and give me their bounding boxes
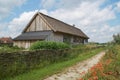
[44,51,106,80]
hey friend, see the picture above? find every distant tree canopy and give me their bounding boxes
[113,33,120,44]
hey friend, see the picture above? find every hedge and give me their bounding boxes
[30,41,70,50]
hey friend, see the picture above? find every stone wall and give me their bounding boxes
[0,49,69,79]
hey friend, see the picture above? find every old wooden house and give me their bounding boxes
[13,12,89,48]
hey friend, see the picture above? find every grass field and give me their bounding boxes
[5,48,105,80]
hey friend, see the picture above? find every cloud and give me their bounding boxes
[85,24,120,42]
[1,0,119,43]
[115,1,120,12]
[40,0,105,10]
[0,9,50,38]
[49,1,115,26]
[0,0,26,20]
[0,10,38,38]
[40,0,57,9]
[42,0,117,43]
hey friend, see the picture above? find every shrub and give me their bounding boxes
[30,41,70,50]
[113,34,120,44]
[0,46,23,53]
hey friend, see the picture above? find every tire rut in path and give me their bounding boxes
[44,51,106,80]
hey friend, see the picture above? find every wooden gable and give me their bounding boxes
[22,12,88,39]
[25,14,51,32]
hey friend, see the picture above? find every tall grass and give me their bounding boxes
[0,46,23,53]
[0,44,105,80]
[82,44,120,80]
[6,48,105,80]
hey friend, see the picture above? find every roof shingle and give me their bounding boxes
[14,30,52,41]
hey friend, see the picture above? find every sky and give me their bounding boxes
[0,0,120,43]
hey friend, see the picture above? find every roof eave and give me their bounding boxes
[55,31,89,39]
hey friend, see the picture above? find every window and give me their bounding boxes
[73,37,85,43]
[84,39,88,43]
[63,35,71,43]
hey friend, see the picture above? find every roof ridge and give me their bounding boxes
[25,30,52,33]
[40,12,79,29]
[39,12,89,38]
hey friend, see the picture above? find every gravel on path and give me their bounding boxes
[44,51,106,80]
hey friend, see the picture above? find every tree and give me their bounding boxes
[113,33,120,44]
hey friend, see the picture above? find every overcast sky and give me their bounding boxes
[0,0,120,43]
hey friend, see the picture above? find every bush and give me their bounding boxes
[113,34,120,44]
[0,46,23,53]
[30,41,70,50]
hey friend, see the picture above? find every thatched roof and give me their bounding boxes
[23,12,89,39]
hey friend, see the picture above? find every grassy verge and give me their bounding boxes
[0,46,23,53]
[83,44,120,80]
[6,48,105,80]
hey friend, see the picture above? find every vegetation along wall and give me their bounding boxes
[0,49,71,79]
[0,43,102,80]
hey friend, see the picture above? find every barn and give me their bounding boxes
[14,12,89,48]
